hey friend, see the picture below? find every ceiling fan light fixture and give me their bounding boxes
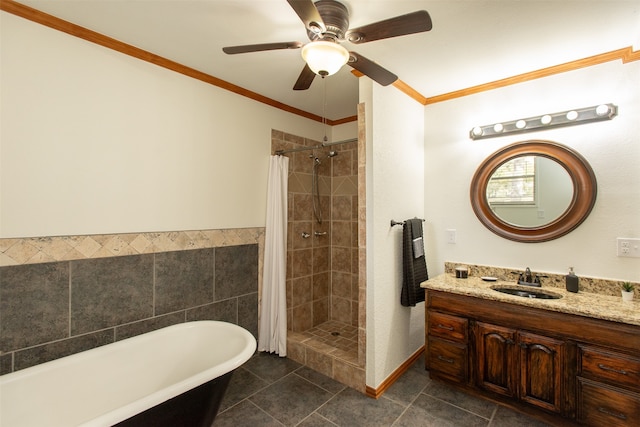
[301,41,349,76]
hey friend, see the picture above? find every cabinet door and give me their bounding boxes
[518,331,563,413]
[476,322,517,397]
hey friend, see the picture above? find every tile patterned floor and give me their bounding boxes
[214,352,553,427]
[297,320,359,360]
[303,321,358,354]
[287,320,362,370]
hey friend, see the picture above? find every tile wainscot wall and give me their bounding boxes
[0,228,264,375]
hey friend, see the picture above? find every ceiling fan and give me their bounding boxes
[222,0,432,90]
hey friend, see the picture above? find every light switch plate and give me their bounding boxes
[446,229,456,244]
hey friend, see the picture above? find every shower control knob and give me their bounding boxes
[301,232,311,239]
[314,231,327,236]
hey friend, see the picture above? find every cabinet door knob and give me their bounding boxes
[597,363,628,375]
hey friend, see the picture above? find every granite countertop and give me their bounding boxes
[421,274,640,326]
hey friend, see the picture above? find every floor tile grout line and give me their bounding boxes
[302,390,344,427]
[292,371,347,395]
[249,368,342,427]
[242,365,340,426]
[243,360,303,384]
[419,390,494,421]
[218,365,302,415]
[245,398,287,427]
[487,405,499,426]
[388,382,430,426]
[294,409,340,427]
[379,381,428,408]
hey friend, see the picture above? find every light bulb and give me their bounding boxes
[595,104,610,116]
[566,111,578,120]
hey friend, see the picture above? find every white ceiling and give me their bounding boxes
[14,0,640,121]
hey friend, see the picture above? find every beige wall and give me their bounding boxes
[361,79,426,388]
[0,13,327,238]
[424,59,640,282]
[361,50,640,392]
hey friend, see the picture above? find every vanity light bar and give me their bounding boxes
[469,103,618,140]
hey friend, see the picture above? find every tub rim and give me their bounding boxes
[1,320,257,427]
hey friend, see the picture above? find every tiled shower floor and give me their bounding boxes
[292,320,360,366]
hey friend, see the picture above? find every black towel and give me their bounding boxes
[401,218,428,307]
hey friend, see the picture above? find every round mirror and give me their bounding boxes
[487,156,573,228]
[471,140,597,242]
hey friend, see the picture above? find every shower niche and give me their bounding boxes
[271,129,364,391]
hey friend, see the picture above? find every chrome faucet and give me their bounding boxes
[524,267,533,283]
[514,267,544,287]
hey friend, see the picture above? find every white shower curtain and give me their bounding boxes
[258,155,289,356]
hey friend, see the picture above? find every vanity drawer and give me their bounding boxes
[428,337,468,382]
[577,378,640,427]
[428,312,468,342]
[579,346,640,391]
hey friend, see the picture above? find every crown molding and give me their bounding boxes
[423,46,640,105]
[2,0,638,123]
[0,0,331,124]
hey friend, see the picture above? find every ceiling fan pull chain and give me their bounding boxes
[322,76,328,143]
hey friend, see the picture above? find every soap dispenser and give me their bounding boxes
[566,267,579,293]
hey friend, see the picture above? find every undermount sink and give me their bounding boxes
[492,286,562,300]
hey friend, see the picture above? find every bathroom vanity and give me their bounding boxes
[422,274,640,426]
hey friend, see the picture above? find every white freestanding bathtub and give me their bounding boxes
[0,321,256,427]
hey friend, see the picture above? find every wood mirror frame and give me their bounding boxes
[470,140,597,243]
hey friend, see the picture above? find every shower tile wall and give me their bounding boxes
[270,130,358,331]
[329,141,359,326]
[0,243,260,375]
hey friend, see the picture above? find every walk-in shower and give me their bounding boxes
[312,151,338,224]
[271,130,363,388]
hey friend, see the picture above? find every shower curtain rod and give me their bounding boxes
[274,138,358,155]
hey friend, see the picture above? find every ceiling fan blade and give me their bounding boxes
[222,41,303,55]
[348,52,397,86]
[287,0,326,33]
[346,10,432,44]
[293,64,316,90]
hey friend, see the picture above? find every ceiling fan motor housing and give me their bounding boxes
[307,0,350,42]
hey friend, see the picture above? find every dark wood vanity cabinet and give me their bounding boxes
[476,322,563,413]
[576,345,640,426]
[475,322,517,397]
[518,331,564,413]
[426,312,468,383]
[425,289,640,425]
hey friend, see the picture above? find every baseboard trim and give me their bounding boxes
[365,346,425,399]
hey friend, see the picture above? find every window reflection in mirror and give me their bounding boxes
[470,140,596,243]
[487,156,573,228]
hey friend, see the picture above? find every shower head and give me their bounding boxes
[328,151,338,157]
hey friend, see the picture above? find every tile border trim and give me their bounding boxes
[0,228,265,266]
